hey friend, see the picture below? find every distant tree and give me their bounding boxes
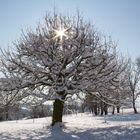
[0,12,126,126]
[136,57,140,67]
[0,89,29,120]
[127,58,140,113]
[27,96,48,118]
[84,61,129,115]
[110,70,131,114]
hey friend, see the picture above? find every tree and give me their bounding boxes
[0,12,126,126]
[84,69,129,115]
[0,88,30,120]
[127,58,140,113]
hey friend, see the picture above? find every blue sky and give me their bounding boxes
[0,0,140,60]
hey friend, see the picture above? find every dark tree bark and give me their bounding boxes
[112,106,115,115]
[94,109,98,116]
[132,91,138,114]
[133,106,138,114]
[100,101,104,116]
[52,98,64,126]
[104,103,108,115]
[132,96,138,114]
[93,103,98,115]
[117,106,120,113]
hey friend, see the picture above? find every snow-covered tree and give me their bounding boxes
[0,87,30,120]
[127,58,140,113]
[83,64,129,115]
[0,12,126,126]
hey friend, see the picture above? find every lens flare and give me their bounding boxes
[54,26,67,41]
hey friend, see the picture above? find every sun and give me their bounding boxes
[54,26,68,41]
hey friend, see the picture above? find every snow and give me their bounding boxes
[0,108,140,140]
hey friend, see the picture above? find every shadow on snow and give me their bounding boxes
[105,113,140,122]
[0,124,140,140]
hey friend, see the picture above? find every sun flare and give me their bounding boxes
[54,26,68,41]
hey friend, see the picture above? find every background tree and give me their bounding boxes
[127,58,140,113]
[83,60,129,115]
[0,12,126,126]
[0,89,28,120]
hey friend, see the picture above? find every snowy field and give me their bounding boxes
[0,108,140,140]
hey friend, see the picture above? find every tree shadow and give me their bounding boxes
[105,113,140,122]
[0,129,49,140]
[46,124,140,140]
[0,124,140,140]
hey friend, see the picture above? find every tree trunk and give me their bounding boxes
[133,106,138,114]
[52,98,64,126]
[104,103,108,115]
[100,101,104,116]
[133,99,138,114]
[112,106,115,115]
[93,104,98,115]
[117,106,120,113]
[132,93,138,114]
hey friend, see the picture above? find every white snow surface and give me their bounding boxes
[0,108,140,140]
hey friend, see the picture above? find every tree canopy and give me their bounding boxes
[0,12,127,125]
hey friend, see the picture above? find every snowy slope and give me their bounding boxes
[0,108,140,140]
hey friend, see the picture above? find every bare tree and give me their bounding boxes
[0,12,126,126]
[0,88,30,120]
[127,58,140,113]
[84,59,129,115]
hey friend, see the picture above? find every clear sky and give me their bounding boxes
[0,0,140,60]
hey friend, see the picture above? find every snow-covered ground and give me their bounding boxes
[0,108,140,140]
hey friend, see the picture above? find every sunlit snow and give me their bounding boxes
[0,108,140,140]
